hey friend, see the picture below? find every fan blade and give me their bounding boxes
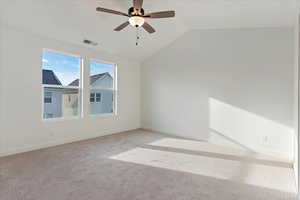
[133,0,143,10]
[96,7,129,17]
[144,11,175,18]
[142,22,156,34]
[114,21,130,31]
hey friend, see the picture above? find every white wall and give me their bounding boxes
[0,24,140,156]
[0,24,4,154]
[141,28,294,160]
[294,14,299,190]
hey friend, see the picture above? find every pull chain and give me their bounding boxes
[136,27,140,46]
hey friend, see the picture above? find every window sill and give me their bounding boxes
[89,113,117,118]
[42,116,81,122]
[41,113,118,122]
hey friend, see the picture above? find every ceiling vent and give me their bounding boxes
[83,39,98,46]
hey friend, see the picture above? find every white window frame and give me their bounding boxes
[41,49,83,121]
[89,59,117,116]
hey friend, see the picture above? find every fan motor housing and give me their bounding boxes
[128,7,144,16]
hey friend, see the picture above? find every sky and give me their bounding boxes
[42,51,114,86]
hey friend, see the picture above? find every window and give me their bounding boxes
[96,93,101,102]
[42,50,81,119]
[41,50,117,119]
[44,92,52,103]
[90,93,101,103]
[90,60,116,115]
[90,93,95,102]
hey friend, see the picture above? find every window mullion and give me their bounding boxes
[82,56,90,117]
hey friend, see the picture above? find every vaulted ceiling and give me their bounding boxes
[0,0,297,62]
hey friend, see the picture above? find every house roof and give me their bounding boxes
[68,72,112,86]
[42,69,62,85]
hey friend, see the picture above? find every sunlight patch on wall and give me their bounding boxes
[148,137,287,163]
[209,98,294,161]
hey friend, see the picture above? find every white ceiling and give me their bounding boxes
[0,0,297,62]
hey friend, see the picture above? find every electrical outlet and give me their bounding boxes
[263,136,268,144]
[49,131,54,137]
[262,135,274,148]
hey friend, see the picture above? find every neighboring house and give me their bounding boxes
[43,70,64,119]
[69,72,114,115]
[43,70,113,119]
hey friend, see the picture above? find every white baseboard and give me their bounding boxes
[0,126,140,157]
[142,127,292,162]
[140,127,208,141]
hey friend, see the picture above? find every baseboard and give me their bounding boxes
[140,128,208,141]
[142,128,292,162]
[0,126,140,157]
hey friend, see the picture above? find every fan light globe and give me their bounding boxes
[129,16,145,27]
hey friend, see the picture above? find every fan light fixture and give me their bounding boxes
[96,0,176,35]
[129,16,145,27]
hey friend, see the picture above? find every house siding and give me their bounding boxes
[90,75,114,114]
[90,89,114,114]
[43,88,63,118]
[43,74,114,118]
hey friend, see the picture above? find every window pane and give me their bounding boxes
[89,61,115,115]
[42,50,81,120]
[43,87,79,119]
[90,61,114,89]
[42,51,81,86]
[90,90,114,115]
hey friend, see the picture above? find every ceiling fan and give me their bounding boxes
[96,0,175,34]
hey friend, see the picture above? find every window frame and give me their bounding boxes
[41,49,118,121]
[41,49,83,121]
[89,58,117,116]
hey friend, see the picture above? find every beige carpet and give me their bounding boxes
[0,130,297,200]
